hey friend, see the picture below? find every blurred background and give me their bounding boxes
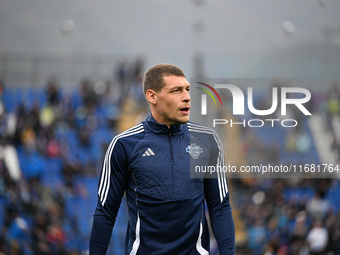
[0,0,340,254]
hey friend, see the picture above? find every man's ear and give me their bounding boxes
[145,89,157,105]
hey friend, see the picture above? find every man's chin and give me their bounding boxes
[174,117,189,125]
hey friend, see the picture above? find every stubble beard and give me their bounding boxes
[167,114,189,126]
[157,107,189,126]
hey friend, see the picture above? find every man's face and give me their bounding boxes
[151,75,191,127]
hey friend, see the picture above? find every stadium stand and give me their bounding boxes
[0,77,339,255]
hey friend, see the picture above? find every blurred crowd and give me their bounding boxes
[0,68,339,255]
[233,82,340,255]
[0,59,145,255]
[233,178,340,255]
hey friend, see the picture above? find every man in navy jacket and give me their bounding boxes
[90,63,235,254]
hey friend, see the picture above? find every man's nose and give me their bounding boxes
[183,90,190,102]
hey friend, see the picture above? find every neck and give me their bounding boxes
[150,109,171,128]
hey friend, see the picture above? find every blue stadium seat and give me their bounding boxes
[41,158,64,188]
[0,197,5,226]
[326,180,340,213]
[18,149,45,179]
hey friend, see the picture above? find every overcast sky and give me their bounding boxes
[0,0,339,79]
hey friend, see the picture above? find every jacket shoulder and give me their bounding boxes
[109,123,145,151]
[187,122,219,137]
[187,122,222,147]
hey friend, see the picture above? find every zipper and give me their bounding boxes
[168,131,174,162]
[131,171,139,207]
[168,130,175,197]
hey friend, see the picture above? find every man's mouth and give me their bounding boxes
[179,107,190,115]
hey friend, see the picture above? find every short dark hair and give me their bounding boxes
[143,63,185,95]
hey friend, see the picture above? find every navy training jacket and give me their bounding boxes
[90,114,235,255]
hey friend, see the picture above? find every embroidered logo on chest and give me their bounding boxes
[186,144,203,159]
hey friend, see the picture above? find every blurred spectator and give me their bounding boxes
[115,60,128,98]
[0,145,21,182]
[79,78,97,110]
[131,57,143,81]
[290,211,309,254]
[306,192,330,219]
[285,130,297,152]
[325,212,340,253]
[46,76,61,106]
[326,90,340,116]
[306,219,328,255]
[46,223,67,254]
[32,212,50,254]
[0,94,21,183]
[248,218,267,254]
[39,104,55,129]
[295,129,312,154]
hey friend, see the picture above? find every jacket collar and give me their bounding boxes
[145,113,187,135]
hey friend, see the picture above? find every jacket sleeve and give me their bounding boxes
[204,132,235,255]
[90,138,130,255]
